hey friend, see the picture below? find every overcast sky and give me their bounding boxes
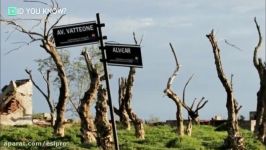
[1,0,265,121]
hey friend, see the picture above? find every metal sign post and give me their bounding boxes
[96,13,120,150]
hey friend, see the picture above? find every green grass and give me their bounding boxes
[0,124,265,150]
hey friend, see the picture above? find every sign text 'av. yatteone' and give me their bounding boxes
[53,21,99,48]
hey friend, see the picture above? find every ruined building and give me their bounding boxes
[0,79,33,125]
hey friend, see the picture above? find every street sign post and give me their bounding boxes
[96,13,120,150]
[105,43,143,68]
[53,21,99,48]
[52,13,143,150]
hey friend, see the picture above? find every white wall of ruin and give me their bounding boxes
[0,80,33,126]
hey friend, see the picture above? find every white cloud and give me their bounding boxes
[111,17,155,34]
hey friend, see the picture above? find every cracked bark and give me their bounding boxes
[95,86,113,150]
[78,50,100,144]
[123,67,145,139]
[114,78,131,130]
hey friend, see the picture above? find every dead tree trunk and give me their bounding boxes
[123,67,145,139]
[41,40,69,137]
[78,50,100,144]
[164,43,184,136]
[45,70,56,126]
[95,85,113,150]
[185,118,193,136]
[206,30,245,149]
[262,86,266,144]
[252,18,266,143]
[114,78,131,130]
[25,69,56,126]
[113,32,145,138]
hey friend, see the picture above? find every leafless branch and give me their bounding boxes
[133,32,144,45]
[45,70,55,108]
[133,32,138,45]
[169,43,179,67]
[44,12,52,36]
[236,105,242,114]
[26,69,56,113]
[230,74,234,90]
[5,29,18,43]
[47,14,66,37]
[182,74,194,103]
[30,19,43,31]
[224,40,243,51]
[39,70,49,85]
[5,39,41,55]
[25,69,48,100]
[253,17,262,68]
[0,19,44,40]
[253,17,264,70]
[53,0,59,9]
[50,0,55,8]
[4,46,24,55]
[195,97,208,112]
[166,43,180,89]
[190,98,197,110]
[68,96,79,115]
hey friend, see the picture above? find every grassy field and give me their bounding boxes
[0,123,265,150]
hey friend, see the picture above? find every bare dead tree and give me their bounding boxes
[252,18,266,144]
[113,32,145,139]
[114,78,131,130]
[181,75,208,136]
[123,68,145,139]
[183,97,208,136]
[78,50,100,144]
[164,43,184,136]
[25,69,56,126]
[95,85,113,150]
[1,1,69,137]
[182,75,208,123]
[206,30,245,149]
[126,32,145,139]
